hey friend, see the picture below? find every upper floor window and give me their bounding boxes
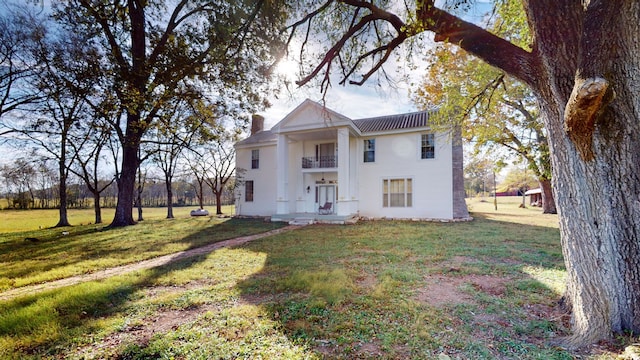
[245,180,254,202]
[363,139,375,163]
[251,149,259,169]
[421,134,435,159]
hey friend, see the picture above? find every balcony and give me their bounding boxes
[302,156,337,169]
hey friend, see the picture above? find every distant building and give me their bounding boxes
[524,188,543,207]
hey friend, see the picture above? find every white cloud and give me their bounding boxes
[262,81,416,129]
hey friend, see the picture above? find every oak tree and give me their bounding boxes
[293,0,640,347]
[414,45,556,213]
[52,0,288,226]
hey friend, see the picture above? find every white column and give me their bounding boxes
[337,127,352,215]
[276,134,289,214]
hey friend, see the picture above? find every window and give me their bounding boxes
[251,149,259,169]
[363,139,375,162]
[383,178,412,207]
[245,181,254,202]
[421,134,435,159]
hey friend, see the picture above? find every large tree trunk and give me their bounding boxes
[530,2,640,346]
[110,127,140,227]
[215,191,222,215]
[93,192,102,224]
[538,178,556,214]
[166,178,174,219]
[55,151,70,227]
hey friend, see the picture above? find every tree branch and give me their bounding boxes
[295,0,539,92]
[417,2,538,88]
[564,77,613,161]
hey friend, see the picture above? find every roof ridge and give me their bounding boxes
[353,109,433,122]
[352,109,433,133]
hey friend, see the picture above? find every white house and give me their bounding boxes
[234,99,469,223]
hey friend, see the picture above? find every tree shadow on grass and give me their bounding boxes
[0,229,224,359]
[234,218,582,359]
[0,217,283,290]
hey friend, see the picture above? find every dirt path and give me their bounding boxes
[0,225,302,301]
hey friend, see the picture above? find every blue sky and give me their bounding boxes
[262,0,494,129]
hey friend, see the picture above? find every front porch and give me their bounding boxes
[270,212,359,225]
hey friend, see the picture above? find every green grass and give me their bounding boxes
[0,198,631,359]
[0,211,281,291]
[0,205,235,233]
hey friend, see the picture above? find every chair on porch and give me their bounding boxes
[318,202,332,215]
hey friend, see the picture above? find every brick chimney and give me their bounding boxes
[251,114,264,135]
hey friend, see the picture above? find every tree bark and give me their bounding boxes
[215,191,222,215]
[166,178,174,219]
[110,127,140,227]
[93,192,102,224]
[55,146,70,227]
[197,180,204,210]
[538,178,556,214]
[136,180,144,221]
[526,1,640,346]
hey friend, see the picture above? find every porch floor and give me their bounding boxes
[270,213,359,225]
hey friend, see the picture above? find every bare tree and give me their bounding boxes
[202,134,238,215]
[69,120,117,224]
[149,97,212,219]
[0,158,36,209]
[0,5,42,125]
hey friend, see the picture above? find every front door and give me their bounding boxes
[317,185,335,214]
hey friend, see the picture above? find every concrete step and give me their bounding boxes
[289,218,314,225]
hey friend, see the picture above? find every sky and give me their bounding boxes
[260,0,494,129]
[260,57,418,129]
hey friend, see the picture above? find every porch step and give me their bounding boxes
[289,217,315,225]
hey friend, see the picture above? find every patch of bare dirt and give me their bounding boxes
[74,303,220,358]
[468,274,508,296]
[416,275,473,306]
[355,273,378,289]
[416,273,510,307]
[356,341,384,358]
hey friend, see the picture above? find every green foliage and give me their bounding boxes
[464,155,497,196]
[499,166,539,193]
[413,0,551,183]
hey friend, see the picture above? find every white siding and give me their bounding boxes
[357,132,453,219]
[235,144,277,216]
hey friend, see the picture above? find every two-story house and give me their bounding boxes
[234,99,469,223]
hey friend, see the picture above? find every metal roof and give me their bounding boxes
[352,110,432,133]
[235,129,277,146]
[236,107,436,147]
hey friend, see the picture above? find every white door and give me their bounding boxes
[317,185,335,214]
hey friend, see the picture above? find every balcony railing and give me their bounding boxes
[302,156,337,169]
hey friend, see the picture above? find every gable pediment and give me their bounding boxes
[272,99,353,134]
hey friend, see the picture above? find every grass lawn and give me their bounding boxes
[0,198,634,359]
[0,205,235,233]
[0,207,279,291]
